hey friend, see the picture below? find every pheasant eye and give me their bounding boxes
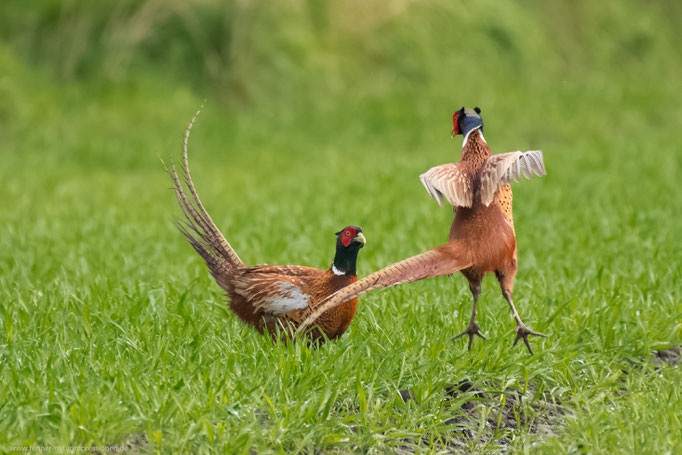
[344,231,351,236]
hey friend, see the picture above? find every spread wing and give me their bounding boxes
[419,163,473,208]
[296,243,471,335]
[232,266,318,315]
[478,150,546,206]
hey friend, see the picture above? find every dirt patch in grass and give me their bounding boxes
[396,347,680,452]
[622,346,681,380]
[652,346,680,367]
[95,431,148,455]
[394,379,565,453]
[121,432,149,454]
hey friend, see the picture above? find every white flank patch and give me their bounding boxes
[332,265,345,276]
[265,282,310,314]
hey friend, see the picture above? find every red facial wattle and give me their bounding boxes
[341,227,356,247]
[452,112,460,135]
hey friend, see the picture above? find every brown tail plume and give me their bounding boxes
[163,106,245,276]
[296,242,471,335]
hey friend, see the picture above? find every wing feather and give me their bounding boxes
[479,150,546,206]
[419,163,473,208]
[232,267,317,315]
[419,174,444,207]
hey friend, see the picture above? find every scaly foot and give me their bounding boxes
[453,321,487,351]
[513,322,545,355]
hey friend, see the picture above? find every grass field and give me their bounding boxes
[1,0,681,453]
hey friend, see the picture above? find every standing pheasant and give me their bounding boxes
[297,107,546,353]
[167,110,366,342]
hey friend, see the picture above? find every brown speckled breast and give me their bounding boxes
[460,131,491,170]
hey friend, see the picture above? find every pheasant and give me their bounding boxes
[166,109,366,342]
[297,107,546,353]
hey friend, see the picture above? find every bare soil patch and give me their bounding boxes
[392,379,564,453]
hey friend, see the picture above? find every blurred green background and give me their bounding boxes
[1,0,681,452]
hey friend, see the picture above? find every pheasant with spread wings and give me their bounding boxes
[166,110,366,342]
[298,107,546,353]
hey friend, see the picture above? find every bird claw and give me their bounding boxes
[512,323,545,355]
[453,321,487,351]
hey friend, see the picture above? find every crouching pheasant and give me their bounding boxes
[298,107,546,353]
[166,109,366,342]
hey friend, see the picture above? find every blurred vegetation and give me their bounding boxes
[2,0,680,220]
[2,0,680,122]
[1,0,681,452]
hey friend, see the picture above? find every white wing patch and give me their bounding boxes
[259,281,310,314]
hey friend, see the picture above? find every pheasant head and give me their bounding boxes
[332,226,366,276]
[452,107,483,144]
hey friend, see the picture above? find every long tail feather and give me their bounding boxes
[296,242,471,335]
[163,106,245,274]
[175,221,232,280]
[179,108,244,268]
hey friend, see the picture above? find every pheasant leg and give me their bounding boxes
[503,290,545,354]
[453,282,486,350]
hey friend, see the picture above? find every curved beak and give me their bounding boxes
[353,232,367,244]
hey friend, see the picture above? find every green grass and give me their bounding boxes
[1,0,681,453]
